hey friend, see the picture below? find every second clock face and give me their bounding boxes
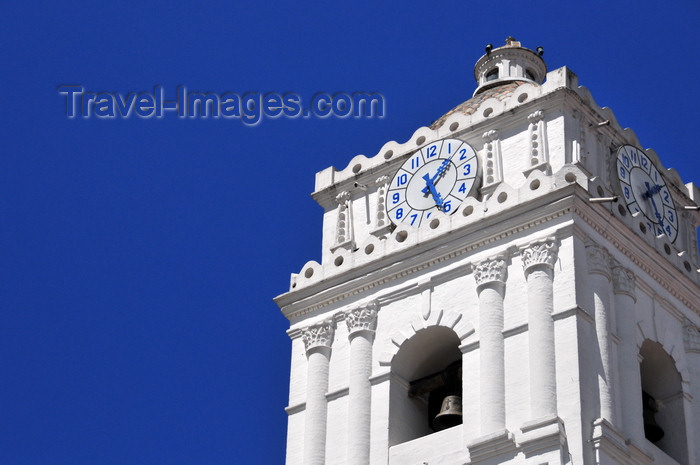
[616,145,678,242]
[387,138,479,228]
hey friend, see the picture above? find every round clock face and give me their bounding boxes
[616,145,678,242]
[386,138,479,228]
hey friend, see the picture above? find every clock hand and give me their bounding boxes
[421,154,457,194]
[644,182,665,227]
[422,173,444,208]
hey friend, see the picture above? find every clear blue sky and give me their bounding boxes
[2,1,698,464]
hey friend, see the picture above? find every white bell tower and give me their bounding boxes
[276,38,700,465]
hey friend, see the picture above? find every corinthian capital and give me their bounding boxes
[684,319,700,353]
[520,238,558,272]
[586,244,610,277]
[345,300,379,335]
[612,264,636,299]
[473,256,507,289]
[302,319,335,354]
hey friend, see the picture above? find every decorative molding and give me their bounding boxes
[586,243,610,277]
[302,319,335,354]
[520,237,558,273]
[611,263,636,299]
[332,191,355,251]
[683,318,700,353]
[371,175,392,238]
[481,129,503,194]
[345,300,379,335]
[474,255,507,290]
[524,110,551,176]
[281,204,573,320]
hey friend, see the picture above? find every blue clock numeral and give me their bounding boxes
[621,155,630,169]
[458,182,466,193]
[392,192,400,204]
[411,156,420,170]
[410,213,418,225]
[623,186,631,200]
[463,164,471,176]
[443,200,452,213]
[619,166,627,180]
[426,145,437,158]
[395,208,404,220]
[459,148,468,160]
[397,174,408,187]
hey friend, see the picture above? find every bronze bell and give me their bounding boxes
[642,391,664,443]
[432,394,463,431]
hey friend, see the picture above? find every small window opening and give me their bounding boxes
[525,69,535,81]
[485,68,499,82]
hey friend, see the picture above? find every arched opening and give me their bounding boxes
[639,340,689,464]
[485,68,499,82]
[389,326,462,446]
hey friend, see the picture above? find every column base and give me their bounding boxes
[517,415,568,463]
[466,429,517,463]
[591,418,653,465]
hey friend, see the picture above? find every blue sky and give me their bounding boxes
[2,1,698,464]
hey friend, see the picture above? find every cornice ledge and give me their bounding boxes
[279,197,577,320]
[572,202,700,314]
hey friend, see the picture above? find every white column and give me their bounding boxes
[587,244,616,425]
[345,301,378,465]
[474,256,507,434]
[302,319,335,465]
[612,264,644,440]
[520,238,558,419]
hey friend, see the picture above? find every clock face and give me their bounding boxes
[616,145,678,242]
[386,138,479,228]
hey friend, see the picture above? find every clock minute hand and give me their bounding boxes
[422,173,444,208]
[644,182,665,227]
[421,153,456,194]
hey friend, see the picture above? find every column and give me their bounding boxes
[345,301,378,465]
[586,244,616,425]
[302,319,335,465]
[520,238,558,419]
[612,264,644,440]
[474,256,508,434]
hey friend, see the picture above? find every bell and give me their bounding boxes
[642,391,664,443]
[432,394,463,431]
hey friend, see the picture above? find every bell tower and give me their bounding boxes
[275,38,700,465]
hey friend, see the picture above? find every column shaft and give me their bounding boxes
[474,257,507,434]
[526,266,557,418]
[345,302,377,465]
[304,348,331,465]
[302,320,335,465]
[347,332,373,465]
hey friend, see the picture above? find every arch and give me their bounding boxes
[378,309,475,367]
[639,339,689,464]
[388,325,463,447]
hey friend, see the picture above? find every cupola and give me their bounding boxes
[473,37,546,95]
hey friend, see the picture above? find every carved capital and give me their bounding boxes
[346,300,379,335]
[611,264,636,299]
[528,110,544,125]
[586,244,610,277]
[474,256,507,290]
[482,129,499,142]
[335,191,351,205]
[520,238,558,272]
[302,319,335,354]
[684,319,700,353]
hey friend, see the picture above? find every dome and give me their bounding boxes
[430,81,525,130]
[430,38,546,130]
